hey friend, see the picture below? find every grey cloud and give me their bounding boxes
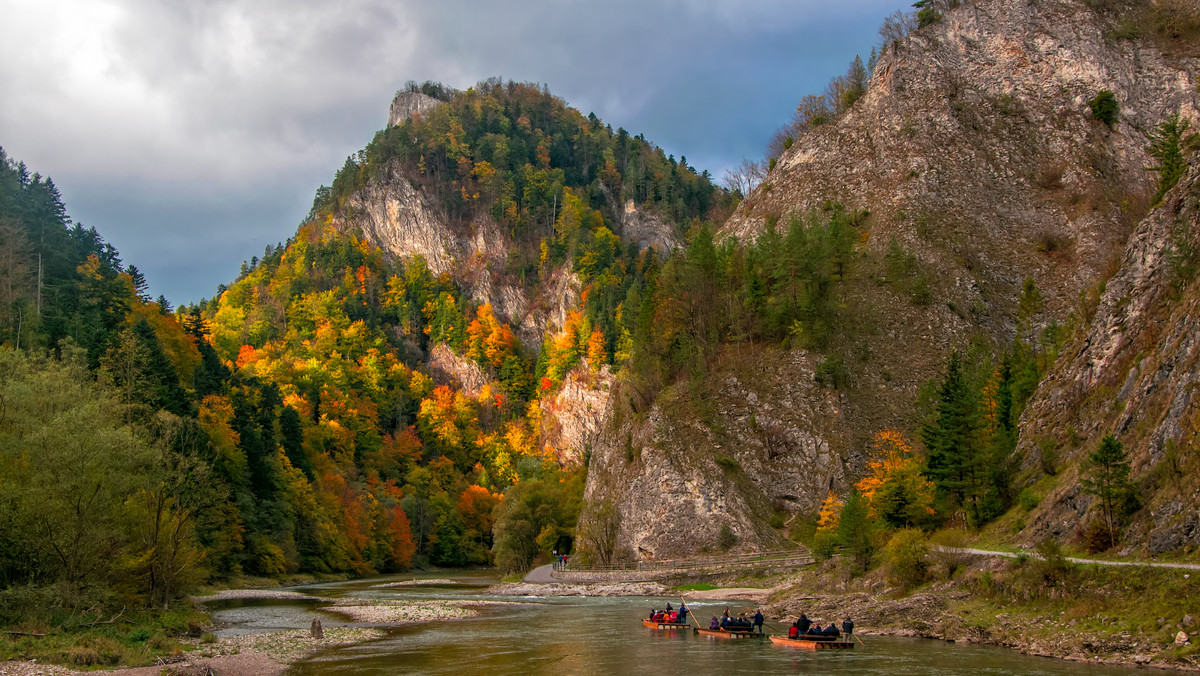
[1,0,908,304]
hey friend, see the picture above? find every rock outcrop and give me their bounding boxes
[388,91,443,127]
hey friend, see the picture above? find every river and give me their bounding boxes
[204,570,1149,675]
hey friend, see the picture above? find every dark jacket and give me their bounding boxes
[797,616,812,633]
[842,619,854,635]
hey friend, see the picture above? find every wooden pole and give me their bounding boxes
[682,595,702,633]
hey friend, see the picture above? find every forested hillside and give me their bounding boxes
[0,78,741,632]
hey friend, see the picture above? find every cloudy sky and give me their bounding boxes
[1,0,904,305]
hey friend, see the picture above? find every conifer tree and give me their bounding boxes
[922,351,982,519]
[1147,113,1197,205]
[1082,434,1134,547]
[838,489,875,573]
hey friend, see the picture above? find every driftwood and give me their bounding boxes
[2,630,47,637]
[80,607,125,627]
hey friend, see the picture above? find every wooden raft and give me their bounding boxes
[642,619,692,629]
[697,628,762,639]
[769,635,855,650]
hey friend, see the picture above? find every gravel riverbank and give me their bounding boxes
[0,627,384,676]
[490,581,669,596]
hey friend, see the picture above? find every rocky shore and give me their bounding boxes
[761,565,1200,672]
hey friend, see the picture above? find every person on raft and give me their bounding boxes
[710,616,721,630]
[753,609,764,635]
[796,613,812,635]
[678,602,689,624]
[788,622,800,639]
[822,622,841,638]
[842,617,854,638]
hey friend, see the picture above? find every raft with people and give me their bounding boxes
[769,635,855,650]
[696,610,763,639]
[697,627,763,639]
[644,604,690,629]
[770,613,857,650]
[643,618,692,629]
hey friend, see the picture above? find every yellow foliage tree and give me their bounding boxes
[816,491,844,532]
[855,429,935,528]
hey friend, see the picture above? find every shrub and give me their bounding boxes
[1083,518,1116,553]
[716,523,738,551]
[1017,487,1040,512]
[810,530,840,562]
[1037,436,1059,476]
[1089,90,1119,127]
[884,528,929,589]
[1032,538,1075,590]
[929,528,970,579]
[815,356,848,389]
[1152,0,1200,38]
[1034,161,1066,190]
[910,273,932,305]
[917,5,941,28]
[714,454,740,472]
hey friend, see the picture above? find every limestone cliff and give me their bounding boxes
[581,0,1200,557]
[582,348,846,559]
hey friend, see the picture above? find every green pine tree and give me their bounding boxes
[1081,434,1134,547]
[922,351,983,520]
[1148,113,1197,205]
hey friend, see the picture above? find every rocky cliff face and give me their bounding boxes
[582,348,848,559]
[538,366,615,467]
[1017,162,1200,553]
[581,0,1200,557]
[335,162,578,347]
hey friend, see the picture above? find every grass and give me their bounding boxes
[675,583,719,592]
[0,606,209,668]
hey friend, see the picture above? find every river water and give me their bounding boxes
[206,570,1149,675]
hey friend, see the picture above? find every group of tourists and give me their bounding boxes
[647,603,855,642]
[786,613,853,640]
[648,601,689,624]
[708,607,765,634]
